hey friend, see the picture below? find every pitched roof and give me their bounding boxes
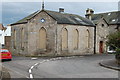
[0,24,6,31]
[92,11,120,25]
[45,10,95,26]
[10,10,95,26]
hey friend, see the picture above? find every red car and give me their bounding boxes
[0,49,12,61]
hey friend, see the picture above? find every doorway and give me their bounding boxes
[99,41,103,53]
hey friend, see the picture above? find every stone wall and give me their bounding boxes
[27,11,57,55]
[5,36,11,50]
[95,19,118,54]
[95,19,109,53]
[10,11,95,56]
[10,24,28,55]
[56,24,94,55]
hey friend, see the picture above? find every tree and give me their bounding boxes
[107,31,120,53]
[107,31,120,61]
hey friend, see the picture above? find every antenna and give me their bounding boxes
[42,0,44,10]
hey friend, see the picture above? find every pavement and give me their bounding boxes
[0,66,11,79]
[99,59,120,71]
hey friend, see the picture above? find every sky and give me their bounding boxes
[1,2,119,26]
[1,0,120,2]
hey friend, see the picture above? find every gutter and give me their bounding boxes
[94,25,96,54]
[10,22,27,26]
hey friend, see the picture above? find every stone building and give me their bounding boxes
[10,8,95,56]
[85,8,120,54]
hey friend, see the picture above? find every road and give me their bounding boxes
[2,54,119,78]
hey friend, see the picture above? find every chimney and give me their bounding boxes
[85,8,94,20]
[59,8,64,13]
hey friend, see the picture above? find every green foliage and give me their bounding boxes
[115,48,120,55]
[107,31,120,53]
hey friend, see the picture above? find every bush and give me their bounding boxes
[107,31,120,54]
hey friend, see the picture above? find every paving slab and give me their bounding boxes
[99,59,120,71]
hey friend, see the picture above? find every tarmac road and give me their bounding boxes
[32,54,118,78]
[2,54,119,79]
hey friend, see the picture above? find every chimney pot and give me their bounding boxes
[59,8,64,13]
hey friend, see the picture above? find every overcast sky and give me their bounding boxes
[1,2,119,26]
[2,0,120,2]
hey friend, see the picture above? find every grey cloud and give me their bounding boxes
[2,2,118,26]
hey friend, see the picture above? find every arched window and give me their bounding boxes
[62,28,68,50]
[21,28,24,48]
[13,29,16,49]
[73,29,79,49]
[86,30,90,48]
[39,27,47,49]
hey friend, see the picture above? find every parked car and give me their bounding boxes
[107,46,116,54]
[107,50,116,54]
[0,49,12,61]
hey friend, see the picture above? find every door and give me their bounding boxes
[99,41,103,53]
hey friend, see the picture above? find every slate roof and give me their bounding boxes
[10,10,95,26]
[92,11,120,25]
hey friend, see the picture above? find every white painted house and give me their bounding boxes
[0,24,6,45]
[4,25,11,36]
[0,24,11,46]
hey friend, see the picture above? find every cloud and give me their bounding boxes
[0,2,2,23]
[2,0,120,2]
[2,2,118,26]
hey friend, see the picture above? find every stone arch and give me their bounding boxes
[39,27,47,50]
[86,29,90,48]
[62,28,68,50]
[73,29,79,49]
[21,28,24,48]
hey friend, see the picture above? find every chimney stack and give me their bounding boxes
[59,8,64,13]
[85,8,94,20]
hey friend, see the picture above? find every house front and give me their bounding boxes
[10,8,95,56]
[0,24,7,47]
[85,8,120,54]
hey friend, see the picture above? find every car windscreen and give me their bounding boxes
[0,50,9,52]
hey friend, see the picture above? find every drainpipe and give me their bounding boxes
[94,25,96,54]
[55,24,58,56]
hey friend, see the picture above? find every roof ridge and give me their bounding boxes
[45,9,81,17]
[94,11,120,15]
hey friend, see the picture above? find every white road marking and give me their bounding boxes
[40,60,46,63]
[30,66,34,69]
[29,73,33,79]
[28,56,76,79]
[31,58,38,60]
[29,69,32,73]
[34,63,39,66]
